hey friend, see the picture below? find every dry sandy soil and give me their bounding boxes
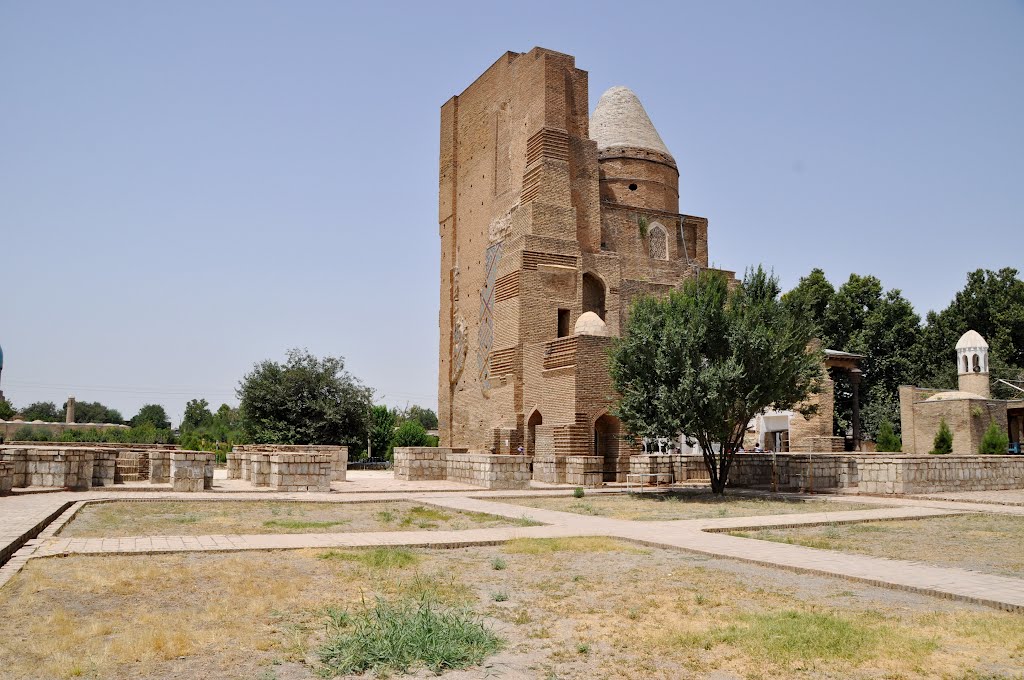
[500,491,878,521]
[57,500,532,537]
[731,512,1024,578]
[1,538,1022,679]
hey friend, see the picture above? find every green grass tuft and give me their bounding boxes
[263,519,348,530]
[317,547,420,569]
[317,598,503,676]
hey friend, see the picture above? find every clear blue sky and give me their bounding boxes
[2,1,1022,425]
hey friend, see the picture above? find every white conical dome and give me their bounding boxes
[955,330,988,350]
[590,86,673,160]
[574,311,610,337]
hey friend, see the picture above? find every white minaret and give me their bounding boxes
[956,329,990,398]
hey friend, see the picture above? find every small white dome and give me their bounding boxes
[574,311,610,337]
[955,330,988,350]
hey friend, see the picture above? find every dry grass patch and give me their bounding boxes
[730,513,1024,577]
[1,542,1022,678]
[502,491,878,521]
[57,500,523,537]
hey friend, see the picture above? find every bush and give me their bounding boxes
[573,487,585,498]
[874,419,902,453]
[392,420,429,451]
[979,420,1010,455]
[317,598,503,675]
[15,426,51,441]
[930,418,953,455]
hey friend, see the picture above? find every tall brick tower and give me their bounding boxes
[438,48,733,481]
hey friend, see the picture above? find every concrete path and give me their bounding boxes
[2,485,1024,612]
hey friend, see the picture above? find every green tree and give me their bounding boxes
[64,400,123,424]
[875,419,902,453]
[131,404,171,430]
[930,418,953,455]
[0,399,15,420]
[919,268,1024,399]
[237,348,373,446]
[181,398,214,432]
[368,405,396,459]
[21,401,62,422]
[781,268,835,343]
[392,419,429,452]
[399,405,438,431]
[979,420,1009,455]
[610,267,823,494]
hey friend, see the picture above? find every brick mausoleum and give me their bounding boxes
[435,46,734,482]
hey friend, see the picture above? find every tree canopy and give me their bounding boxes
[611,267,822,494]
[0,399,16,420]
[368,404,396,460]
[131,404,171,430]
[20,401,62,422]
[181,398,214,433]
[64,400,123,424]
[237,348,373,447]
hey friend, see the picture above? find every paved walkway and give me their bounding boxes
[3,485,1024,612]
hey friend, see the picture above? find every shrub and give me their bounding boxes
[490,557,507,571]
[573,487,585,498]
[874,419,902,453]
[979,420,1010,454]
[491,591,508,602]
[930,418,953,455]
[317,598,503,675]
[392,420,429,451]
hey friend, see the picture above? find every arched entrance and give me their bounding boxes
[594,414,621,482]
[527,410,543,456]
[582,273,606,321]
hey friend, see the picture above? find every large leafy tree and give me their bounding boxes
[21,401,62,422]
[181,398,214,433]
[238,349,373,447]
[64,400,123,424]
[611,267,823,494]
[0,399,15,420]
[131,404,171,430]
[398,405,438,431]
[368,404,396,460]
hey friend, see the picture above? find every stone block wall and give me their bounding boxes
[171,452,214,492]
[0,461,13,494]
[26,449,93,490]
[532,454,566,484]
[629,454,679,485]
[565,455,603,487]
[393,447,450,481]
[393,448,532,489]
[269,454,332,492]
[250,453,272,487]
[226,452,242,479]
[91,450,117,487]
[149,450,171,484]
[857,456,1024,495]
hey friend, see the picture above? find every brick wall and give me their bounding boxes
[858,456,1024,494]
[268,454,332,492]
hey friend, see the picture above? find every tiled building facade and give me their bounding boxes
[437,47,734,479]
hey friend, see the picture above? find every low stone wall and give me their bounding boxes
[0,447,95,490]
[565,455,603,487]
[393,448,531,489]
[393,447,451,481]
[0,461,13,494]
[269,453,332,492]
[91,450,118,487]
[858,456,1024,495]
[447,453,532,490]
[149,450,171,484]
[532,454,567,484]
[227,452,242,479]
[726,453,857,492]
[170,452,214,492]
[231,444,348,482]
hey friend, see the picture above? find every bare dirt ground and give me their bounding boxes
[57,500,532,537]
[2,539,1022,679]
[500,491,879,521]
[731,512,1024,578]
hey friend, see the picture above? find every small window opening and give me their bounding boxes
[628,183,638,191]
[557,309,571,338]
